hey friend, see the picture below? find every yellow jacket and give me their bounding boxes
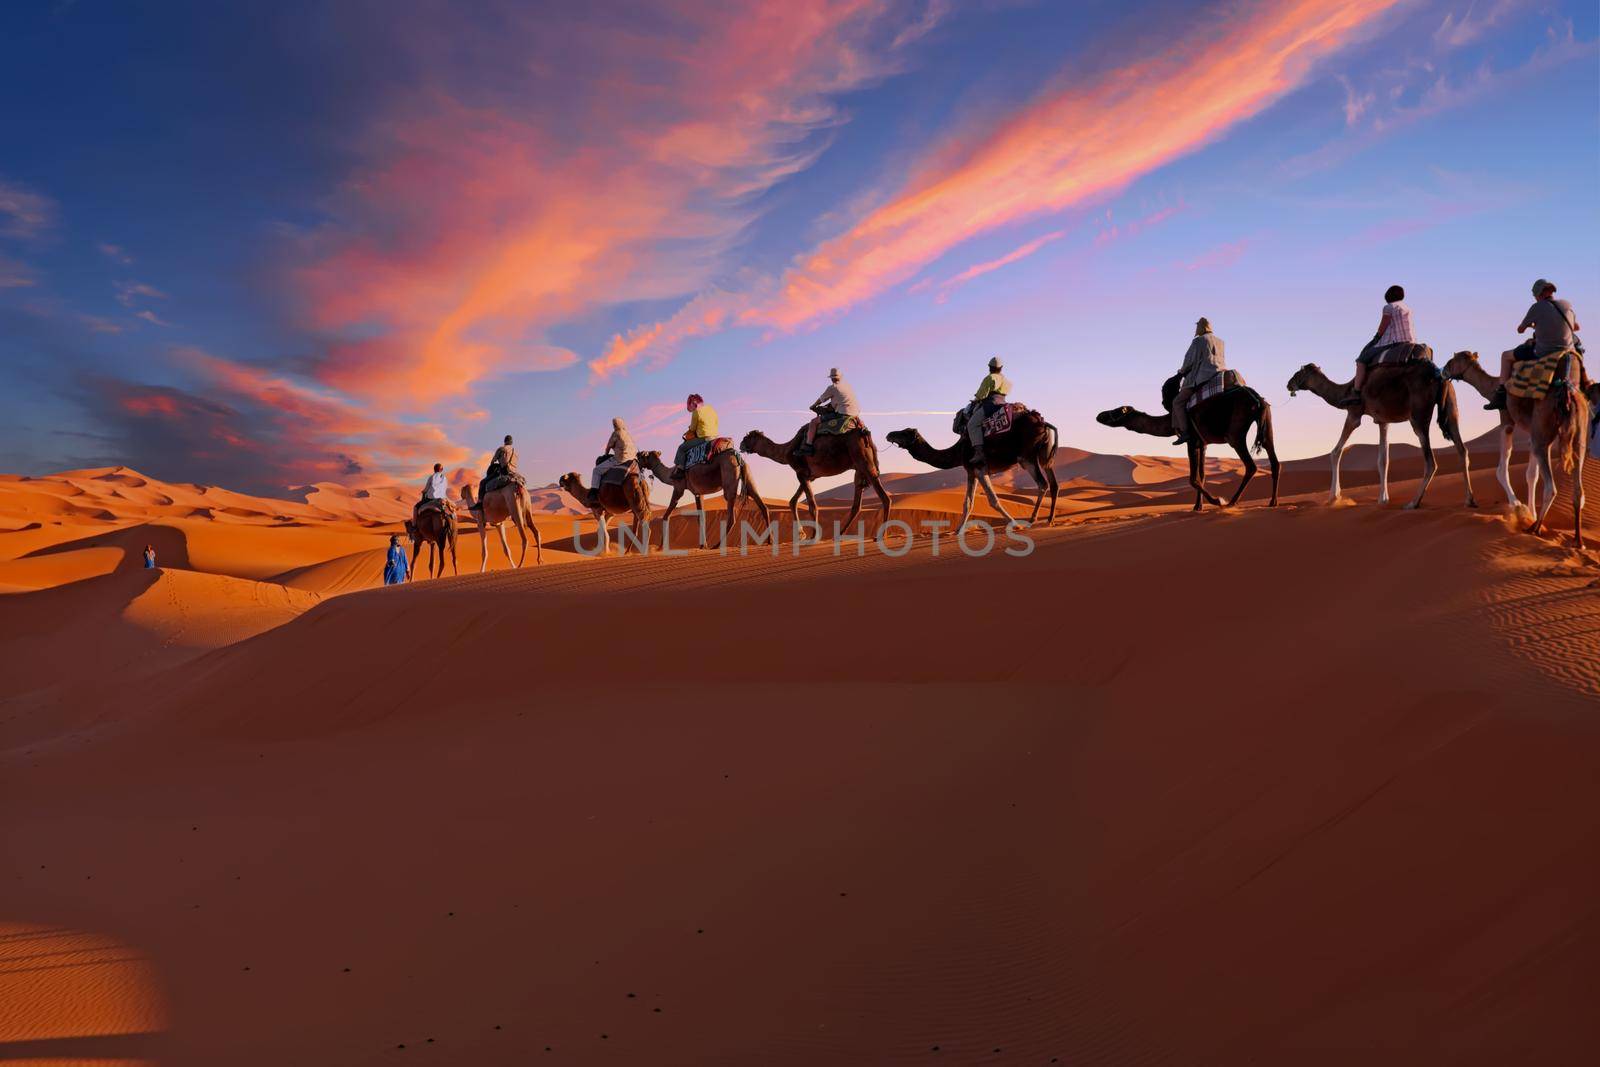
[687,403,719,439]
[974,372,1012,401]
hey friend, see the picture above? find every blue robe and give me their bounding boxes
[383,544,409,585]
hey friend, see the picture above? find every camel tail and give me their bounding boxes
[1253,400,1274,456]
[1042,422,1060,464]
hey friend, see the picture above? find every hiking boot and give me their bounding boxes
[586,489,598,506]
[794,441,815,457]
[1337,389,1365,409]
[1171,436,1187,447]
[1484,384,1507,411]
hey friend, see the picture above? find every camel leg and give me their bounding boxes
[1530,442,1557,535]
[870,471,893,522]
[1023,456,1047,523]
[529,515,542,565]
[956,473,978,532]
[1225,435,1257,507]
[409,540,422,581]
[693,493,707,549]
[1405,415,1436,509]
[596,512,610,556]
[496,522,515,569]
[1328,413,1360,504]
[448,529,458,576]
[1188,442,1220,510]
[1573,451,1587,549]
[787,485,804,523]
[1046,469,1060,523]
[838,477,865,535]
[1495,424,1521,510]
[1376,422,1390,505]
[1525,452,1540,519]
[800,482,821,529]
[477,523,489,573]
[975,469,1016,524]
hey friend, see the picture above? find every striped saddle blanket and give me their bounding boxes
[1508,349,1583,401]
[1188,369,1248,409]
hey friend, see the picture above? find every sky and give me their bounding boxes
[1,0,1596,500]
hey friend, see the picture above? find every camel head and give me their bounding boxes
[403,518,417,543]
[1441,350,1478,381]
[557,472,582,496]
[885,428,921,451]
[1285,363,1322,396]
[1095,406,1135,428]
[738,430,764,453]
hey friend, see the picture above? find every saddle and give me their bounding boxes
[597,460,639,488]
[683,437,733,469]
[1508,349,1584,401]
[953,401,1027,438]
[1187,370,1248,410]
[416,497,452,516]
[1373,342,1433,367]
[815,411,861,436]
[482,471,526,495]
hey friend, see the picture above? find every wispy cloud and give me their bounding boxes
[115,280,167,307]
[924,228,1068,302]
[0,177,55,239]
[97,242,134,265]
[593,0,1406,378]
[134,309,172,327]
[294,1,946,408]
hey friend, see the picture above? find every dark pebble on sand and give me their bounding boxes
[653,1008,662,1014]
[626,992,636,998]
[343,967,352,973]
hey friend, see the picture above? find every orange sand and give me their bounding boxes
[1,448,1596,1065]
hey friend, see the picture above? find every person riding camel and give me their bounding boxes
[1172,317,1225,444]
[415,462,450,519]
[669,394,718,480]
[474,435,518,512]
[966,356,1011,469]
[589,417,637,504]
[1485,279,1583,411]
[796,367,860,457]
[1341,284,1415,407]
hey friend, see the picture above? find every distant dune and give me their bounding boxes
[1,439,1596,1064]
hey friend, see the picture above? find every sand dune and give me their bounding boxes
[1,445,1595,1064]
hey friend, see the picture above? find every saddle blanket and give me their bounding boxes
[1373,341,1433,366]
[1508,349,1583,401]
[682,437,733,468]
[980,403,1022,438]
[816,412,861,436]
[482,471,526,495]
[1187,370,1249,409]
[596,460,639,487]
[415,497,453,516]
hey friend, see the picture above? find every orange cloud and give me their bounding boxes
[598,0,1403,374]
[298,1,941,405]
[929,228,1067,302]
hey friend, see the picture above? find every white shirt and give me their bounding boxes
[1378,301,1414,346]
[606,427,637,463]
[423,471,449,500]
[814,380,860,417]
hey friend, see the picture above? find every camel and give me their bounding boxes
[1285,360,1476,509]
[885,408,1059,530]
[1443,350,1593,526]
[1095,379,1279,510]
[403,504,459,579]
[459,482,542,571]
[739,425,892,532]
[635,448,770,549]
[557,468,650,555]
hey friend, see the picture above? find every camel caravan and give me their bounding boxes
[394,279,1592,581]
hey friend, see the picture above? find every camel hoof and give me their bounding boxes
[1403,502,1421,511]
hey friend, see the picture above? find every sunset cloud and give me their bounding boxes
[0,176,54,238]
[596,0,1405,375]
[296,0,945,407]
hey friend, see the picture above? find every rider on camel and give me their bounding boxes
[474,435,518,512]
[966,357,1011,470]
[1485,279,1583,411]
[1341,284,1415,408]
[1172,318,1225,444]
[669,394,718,479]
[795,368,859,457]
[589,417,637,504]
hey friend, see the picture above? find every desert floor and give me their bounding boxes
[2,443,1597,1065]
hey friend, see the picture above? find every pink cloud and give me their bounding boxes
[295,1,943,402]
[597,0,1405,375]
[1177,238,1253,272]
[929,228,1067,302]
[0,177,54,239]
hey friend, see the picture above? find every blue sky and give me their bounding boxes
[1,0,1595,497]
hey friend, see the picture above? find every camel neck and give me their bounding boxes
[904,432,966,469]
[1121,410,1174,437]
